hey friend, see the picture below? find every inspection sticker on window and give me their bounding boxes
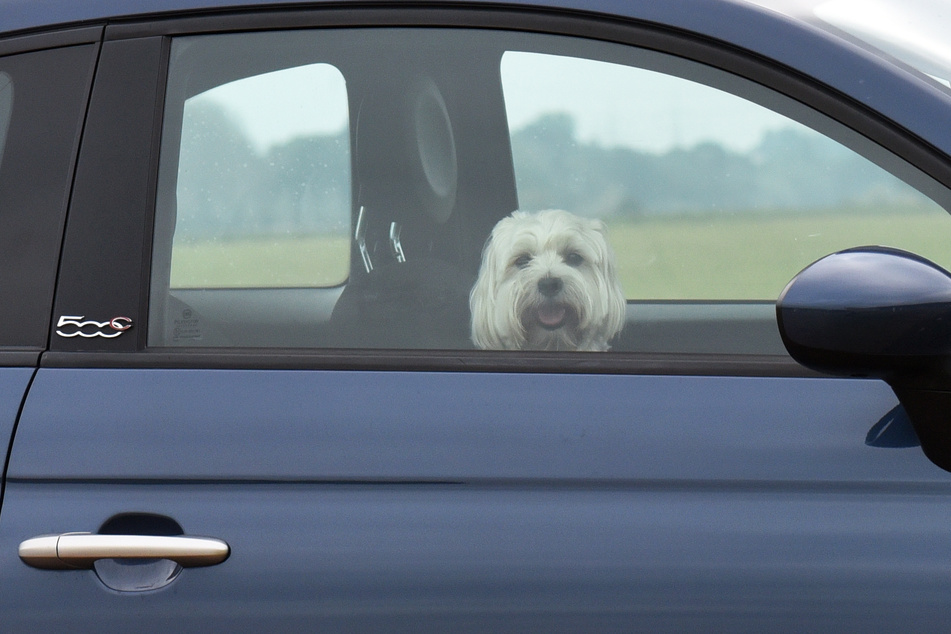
[55,315,133,338]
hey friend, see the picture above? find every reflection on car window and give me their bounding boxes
[0,72,13,173]
[149,29,951,354]
[502,51,951,301]
[170,63,350,289]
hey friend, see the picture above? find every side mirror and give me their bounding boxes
[777,246,951,471]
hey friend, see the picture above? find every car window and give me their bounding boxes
[501,51,951,302]
[169,63,350,289]
[149,29,951,354]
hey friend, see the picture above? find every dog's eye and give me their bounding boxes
[564,252,584,267]
[514,254,532,269]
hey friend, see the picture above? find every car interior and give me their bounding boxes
[151,29,524,350]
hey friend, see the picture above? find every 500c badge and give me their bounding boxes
[55,315,133,338]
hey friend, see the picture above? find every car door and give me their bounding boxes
[4,5,951,632]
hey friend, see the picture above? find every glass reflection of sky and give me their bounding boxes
[501,52,802,154]
[191,52,804,157]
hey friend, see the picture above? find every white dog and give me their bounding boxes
[470,209,626,351]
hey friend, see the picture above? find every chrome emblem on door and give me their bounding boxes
[55,315,133,338]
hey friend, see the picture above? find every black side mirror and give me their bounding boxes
[777,246,951,471]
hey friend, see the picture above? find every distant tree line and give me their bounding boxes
[511,113,925,217]
[174,103,925,241]
[175,101,351,241]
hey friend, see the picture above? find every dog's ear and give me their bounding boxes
[471,213,530,349]
[594,227,627,342]
[600,273,627,343]
[585,216,609,237]
[470,232,500,349]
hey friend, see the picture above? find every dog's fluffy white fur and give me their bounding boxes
[470,209,626,351]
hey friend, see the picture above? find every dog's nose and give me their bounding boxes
[538,276,563,297]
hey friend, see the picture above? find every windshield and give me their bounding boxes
[749,0,951,85]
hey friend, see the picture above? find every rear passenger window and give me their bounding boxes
[171,63,349,289]
[148,29,951,355]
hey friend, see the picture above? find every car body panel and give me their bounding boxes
[3,483,951,630]
[5,368,941,483]
[5,368,951,629]
[0,367,36,486]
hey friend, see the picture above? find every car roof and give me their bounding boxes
[0,0,812,38]
[0,0,896,87]
[0,0,918,85]
[4,0,951,159]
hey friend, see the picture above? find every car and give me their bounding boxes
[2,0,951,629]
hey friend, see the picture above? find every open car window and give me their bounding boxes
[148,28,951,354]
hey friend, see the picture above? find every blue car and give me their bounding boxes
[3,0,951,629]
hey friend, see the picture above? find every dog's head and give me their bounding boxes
[470,209,626,351]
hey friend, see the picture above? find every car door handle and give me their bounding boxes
[18,532,230,570]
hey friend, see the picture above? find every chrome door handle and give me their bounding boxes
[19,532,230,570]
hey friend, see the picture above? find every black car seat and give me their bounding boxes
[329,76,474,349]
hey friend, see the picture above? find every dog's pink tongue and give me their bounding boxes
[537,304,566,327]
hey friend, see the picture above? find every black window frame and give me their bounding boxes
[0,27,101,367]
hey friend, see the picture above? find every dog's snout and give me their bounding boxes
[538,276,563,297]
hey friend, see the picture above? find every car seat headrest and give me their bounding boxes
[411,78,457,224]
[355,76,457,225]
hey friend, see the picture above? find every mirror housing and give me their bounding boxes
[777,246,951,471]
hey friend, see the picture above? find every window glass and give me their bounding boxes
[502,51,951,301]
[149,29,951,354]
[170,63,349,289]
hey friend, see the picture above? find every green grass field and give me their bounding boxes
[608,206,951,299]
[170,206,951,300]
[170,234,350,289]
